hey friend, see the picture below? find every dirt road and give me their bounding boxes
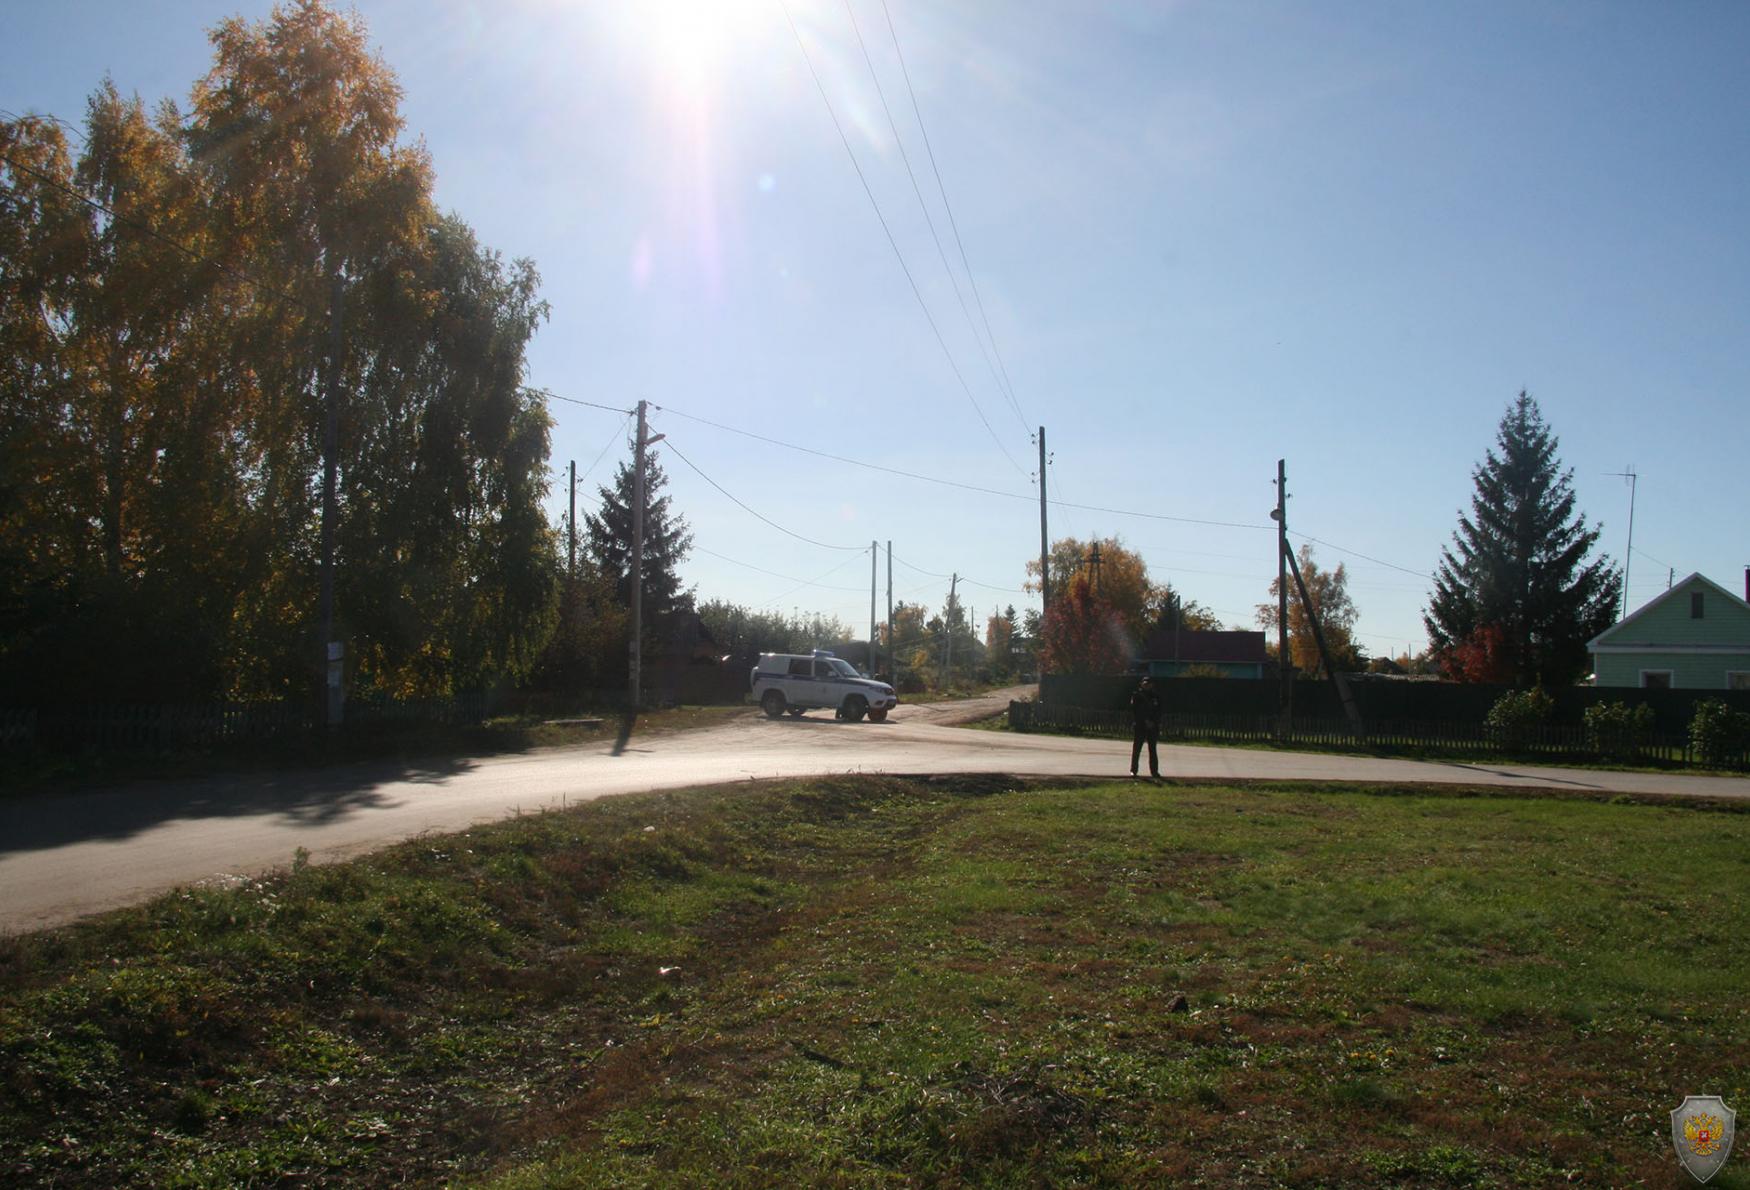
[4,686,1747,933]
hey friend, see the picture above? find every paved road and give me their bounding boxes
[4,687,1748,934]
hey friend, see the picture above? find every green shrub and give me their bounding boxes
[1689,699,1750,769]
[1582,700,1655,761]
[1484,688,1554,753]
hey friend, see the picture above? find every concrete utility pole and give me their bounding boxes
[1273,459,1291,735]
[319,271,345,728]
[567,458,577,580]
[1607,466,1637,620]
[1284,543,1366,738]
[943,572,959,687]
[1037,426,1050,640]
[629,400,664,709]
[870,541,878,677]
[886,541,893,682]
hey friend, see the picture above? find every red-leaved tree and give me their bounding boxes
[1040,573,1130,675]
[1443,623,1515,684]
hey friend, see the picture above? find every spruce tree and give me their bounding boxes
[1424,392,1620,687]
[584,449,694,627]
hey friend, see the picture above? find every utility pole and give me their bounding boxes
[886,541,893,683]
[1272,459,1290,736]
[1088,541,1103,595]
[1607,466,1637,620]
[870,541,878,677]
[1284,544,1365,738]
[943,572,959,687]
[319,271,345,729]
[1037,428,1050,671]
[629,400,664,709]
[567,458,577,580]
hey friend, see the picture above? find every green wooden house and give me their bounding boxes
[1588,572,1750,689]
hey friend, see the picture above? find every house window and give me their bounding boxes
[1691,592,1705,619]
[1641,670,1673,690]
[1729,672,1750,691]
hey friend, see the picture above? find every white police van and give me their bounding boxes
[750,650,898,722]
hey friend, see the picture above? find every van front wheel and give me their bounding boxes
[761,691,786,718]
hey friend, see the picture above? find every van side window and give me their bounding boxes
[815,660,833,678]
[787,658,813,677]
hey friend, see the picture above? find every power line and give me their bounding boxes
[661,434,866,552]
[1288,531,1431,580]
[889,551,950,579]
[878,0,1027,429]
[572,411,633,494]
[778,0,1028,479]
[532,388,636,417]
[842,0,1027,440]
[693,545,868,592]
[654,402,1271,531]
[759,552,870,608]
[1631,544,1674,571]
[889,549,1021,594]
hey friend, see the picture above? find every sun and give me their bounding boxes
[644,0,766,93]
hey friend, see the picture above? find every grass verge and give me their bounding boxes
[3,777,1747,1186]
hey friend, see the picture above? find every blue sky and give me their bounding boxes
[7,0,1747,657]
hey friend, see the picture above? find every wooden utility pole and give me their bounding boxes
[319,271,345,728]
[629,400,663,709]
[1273,459,1290,736]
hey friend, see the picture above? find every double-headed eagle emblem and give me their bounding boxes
[1672,1096,1736,1183]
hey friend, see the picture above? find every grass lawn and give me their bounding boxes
[3,777,1746,1186]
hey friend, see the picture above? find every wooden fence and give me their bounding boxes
[1008,701,1729,768]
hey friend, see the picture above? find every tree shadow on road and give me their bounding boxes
[0,753,480,856]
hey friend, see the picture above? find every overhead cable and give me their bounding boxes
[842,0,1027,439]
[655,403,1270,531]
[1287,531,1431,580]
[533,389,637,417]
[693,545,868,592]
[662,435,867,552]
[778,0,1028,479]
[877,0,1028,430]
[760,552,870,608]
[889,549,1022,594]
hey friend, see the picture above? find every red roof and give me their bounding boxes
[1137,628,1270,664]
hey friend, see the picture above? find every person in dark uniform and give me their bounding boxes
[1130,675,1162,780]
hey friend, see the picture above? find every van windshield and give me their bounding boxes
[827,659,861,679]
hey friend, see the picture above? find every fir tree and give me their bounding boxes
[1424,392,1620,687]
[584,449,694,627]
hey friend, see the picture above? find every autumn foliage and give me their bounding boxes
[1040,573,1129,675]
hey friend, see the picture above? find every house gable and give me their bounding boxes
[1589,573,1750,653]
